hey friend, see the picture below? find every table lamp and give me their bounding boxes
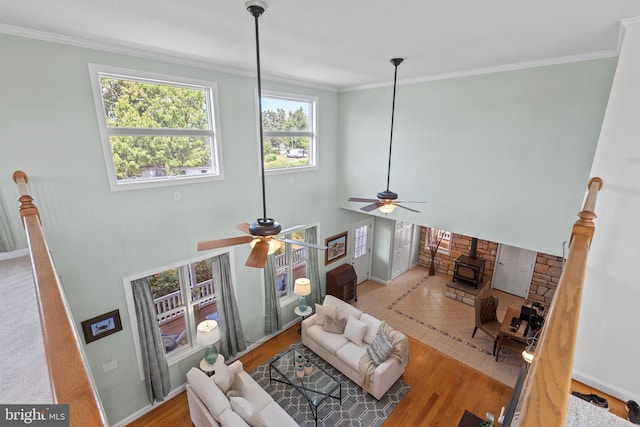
[294,278,311,312]
[522,333,539,365]
[197,319,220,365]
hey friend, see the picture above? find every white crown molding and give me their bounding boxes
[0,22,625,94]
[342,50,620,92]
[0,23,337,93]
[618,16,640,52]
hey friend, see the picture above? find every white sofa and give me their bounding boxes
[301,294,408,400]
[186,359,299,427]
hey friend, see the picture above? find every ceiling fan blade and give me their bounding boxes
[245,240,269,268]
[396,201,427,204]
[394,204,421,213]
[279,224,306,234]
[235,223,252,234]
[361,202,382,212]
[197,235,254,251]
[277,238,327,250]
[349,197,379,203]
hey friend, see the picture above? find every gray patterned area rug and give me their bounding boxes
[250,342,410,427]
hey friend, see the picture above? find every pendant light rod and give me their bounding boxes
[248,2,268,220]
[385,57,403,192]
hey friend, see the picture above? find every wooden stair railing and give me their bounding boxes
[12,171,107,427]
[515,177,603,426]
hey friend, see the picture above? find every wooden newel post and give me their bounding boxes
[12,170,40,226]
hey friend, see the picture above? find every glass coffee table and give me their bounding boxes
[269,348,342,426]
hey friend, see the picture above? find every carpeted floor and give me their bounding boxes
[250,342,409,427]
[0,256,51,403]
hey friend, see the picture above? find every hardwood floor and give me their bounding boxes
[128,324,514,426]
[127,323,628,426]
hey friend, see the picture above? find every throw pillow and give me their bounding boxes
[226,371,245,398]
[230,396,267,427]
[344,315,368,346]
[359,313,382,344]
[213,361,233,394]
[367,330,393,366]
[323,315,347,334]
[315,303,338,326]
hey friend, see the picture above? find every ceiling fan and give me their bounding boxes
[197,1,325,268]
[348,58,425,214]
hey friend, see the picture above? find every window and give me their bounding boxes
[261,91,317,172]
[89,65,222,191]
[426,228,451,255]
[273,228,308,305]
[124,252,230,370]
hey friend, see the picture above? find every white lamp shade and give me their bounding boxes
[378,202,397,214]
[196,320,220,346]
[294,278,311,296]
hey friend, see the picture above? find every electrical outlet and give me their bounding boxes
[102,360,118,373]
[174,192,181,200]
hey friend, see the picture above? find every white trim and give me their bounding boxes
[255,89,319,175]
[111,384,186,427]
[123,248,235,381]
[87,63,224,192]
[0,23,337,93]
[0,248,29,261]
[572,369,640,406]
[112,314,300,427]
[342,50,620,92]
[1,22,622,94]
[619,16,640,52]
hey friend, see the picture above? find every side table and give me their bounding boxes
[294,306,313,334]
[199,354,225,377]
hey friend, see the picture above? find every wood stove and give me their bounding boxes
[453,255,485,288]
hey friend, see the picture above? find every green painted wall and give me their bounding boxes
[0,31,619,424]
[0,34,341,424]
[338,59,617,257]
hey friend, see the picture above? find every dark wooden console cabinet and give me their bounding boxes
[326,263,357,303]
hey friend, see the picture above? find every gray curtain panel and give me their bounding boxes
[0,197,16,253]
[212,252,247,358]
[131,277,171,403]
[263,254,282,334]
[305,226,322,307]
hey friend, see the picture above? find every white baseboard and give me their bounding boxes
[572,369,640,404]
[0,248,28,261]
[368,276,391,285]
[113,317,300,426]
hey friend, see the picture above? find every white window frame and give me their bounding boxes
[258,90,318,175]
[89,64,224,191]
[123,249,236,379]
[425,228,452,255]
[274,225,312,307]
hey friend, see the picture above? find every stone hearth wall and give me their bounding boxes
[529,252,563,308]
[418,227,563,308]
[418,229,498,279]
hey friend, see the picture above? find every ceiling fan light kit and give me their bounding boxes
[348,57,425,214]
[196,1,326,268]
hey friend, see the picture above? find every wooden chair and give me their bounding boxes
[472,296,501,355]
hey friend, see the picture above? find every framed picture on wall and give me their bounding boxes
[325,231,348,265]
[81,309,122,344]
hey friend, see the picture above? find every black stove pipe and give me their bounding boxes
[469,238,478,259]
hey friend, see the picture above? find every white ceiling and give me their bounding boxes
[1,0,638,90]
